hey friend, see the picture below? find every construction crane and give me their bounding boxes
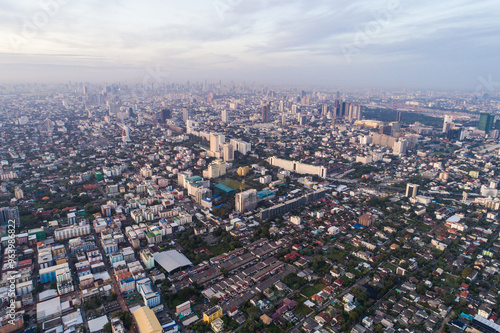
[240,174,246,193]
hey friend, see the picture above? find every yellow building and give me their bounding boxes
[203,305,223,323]
[133,306,163,333]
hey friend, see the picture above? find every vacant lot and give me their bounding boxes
[301,283,326,297]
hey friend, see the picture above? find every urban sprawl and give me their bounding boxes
[0,82,500,333]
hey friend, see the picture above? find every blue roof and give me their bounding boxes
[352,223,365,229]
[120,277,134,284]
[187,176,203,181]
[214,184,236,194]
[257,190,275,198]
[460,313,473,320]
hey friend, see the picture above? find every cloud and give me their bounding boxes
[0,0,498,89]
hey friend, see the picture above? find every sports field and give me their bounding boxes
[219,179,248,191]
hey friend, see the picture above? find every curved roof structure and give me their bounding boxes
[133,306,162,333]
[153,250,192,274]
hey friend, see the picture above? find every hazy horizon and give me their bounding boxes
[1,0,499,91]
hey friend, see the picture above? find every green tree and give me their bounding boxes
[103,322,112,333]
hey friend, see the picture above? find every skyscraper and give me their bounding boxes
[478,113,494,133]
[262,103,271,123]
[183,107,189,123]
[340,102,347,118]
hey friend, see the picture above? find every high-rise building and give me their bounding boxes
[321,104,329,116]
[340,102,348,118]
[0,206,20,226]
[348,104,362,121]
[121,125,130,142]
[230,139,251,155]
[393,139,408,155]
[183,107,189,123]
[203,159,226,179]
[222,143,234,161]
[235,189,258,212]
[262,103,271,123]
[160,109,171,122]
[405,184,419,198]
[14,188,24,200]
[396,111,402,122]
[210,133,222,153]
[447,128,464,141]
[359,213,376,227]
[379,125,392,135]
[221,110,228,123]
[299,115,307,125]
[478,113,494,133]
[442,115,454,133]
[44,118,55,132]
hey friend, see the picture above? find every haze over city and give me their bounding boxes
[1,0,499,90]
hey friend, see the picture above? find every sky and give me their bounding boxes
[0,0,499,90]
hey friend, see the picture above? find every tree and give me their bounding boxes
[103,322,112,333]
[192,321,209,332]
[112,312,133,329]
[462,267,473,279]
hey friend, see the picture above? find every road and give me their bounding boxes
[438,310,454,332]
[93,231,129,313]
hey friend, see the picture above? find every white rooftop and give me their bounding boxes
[88,315,109,333]
[36,296,61,321]
[153,250,192,273]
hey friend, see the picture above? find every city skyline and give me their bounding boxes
[1,0,499,91]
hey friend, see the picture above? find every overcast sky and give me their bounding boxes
[0,0,499,90]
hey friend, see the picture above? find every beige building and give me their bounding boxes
[133,306,163,333]
[203,159,226,179]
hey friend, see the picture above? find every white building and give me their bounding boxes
[235,189,257,213]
